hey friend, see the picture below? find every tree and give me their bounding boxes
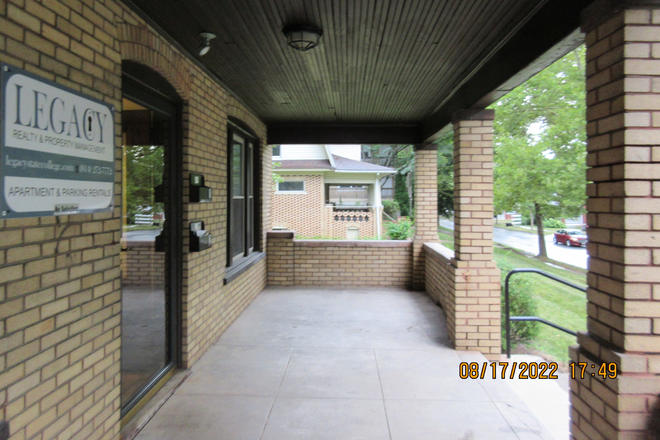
[394,173,411,217]
[364,144,414,217]
[364,137,455,219]
[125,145,164,222]
[436,132,454,218]
[492,46,587,259]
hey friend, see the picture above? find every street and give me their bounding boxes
[439,219,588,269]
[123,229,161,241]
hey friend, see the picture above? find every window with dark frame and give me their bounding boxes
[277,180,305,192]
[228,123,258,267]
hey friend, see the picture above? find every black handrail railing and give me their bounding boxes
[505,268,585,358]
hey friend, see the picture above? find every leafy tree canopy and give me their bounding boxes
[125,145,164,221]
[491,46,587,258]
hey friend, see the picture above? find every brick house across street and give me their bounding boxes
[272,144,395,239]
[0,0,659,439]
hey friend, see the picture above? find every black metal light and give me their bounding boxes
[282,25,323,51]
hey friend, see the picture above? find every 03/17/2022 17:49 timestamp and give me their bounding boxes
[458,362,618,379]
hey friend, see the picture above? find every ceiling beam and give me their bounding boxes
[267,124,422,145]
[421,0,594,142]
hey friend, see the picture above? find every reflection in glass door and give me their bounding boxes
[120,84,179,417]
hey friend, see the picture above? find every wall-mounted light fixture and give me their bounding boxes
[282,25,323,51]
[198,32,216,56]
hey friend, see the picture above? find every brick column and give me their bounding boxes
[571,3,660,439]
[451,109,501,358]
[412,144,440,290]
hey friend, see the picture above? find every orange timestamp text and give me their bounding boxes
[458,362,559,380]
[569,362,617,379]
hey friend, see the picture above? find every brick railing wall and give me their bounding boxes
[121,241,166,287]
[424,242,501,358]
[424,243,458,344]
[267,231,412,287]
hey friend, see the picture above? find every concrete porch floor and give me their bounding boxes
[134,287,567,440]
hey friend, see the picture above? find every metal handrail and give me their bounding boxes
[505,268,585,358]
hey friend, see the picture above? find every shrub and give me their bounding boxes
[382,200,400,218]
[543,218,566,229]
[498,261,539,350]
[385,219,413,240]
[394,173,410,217]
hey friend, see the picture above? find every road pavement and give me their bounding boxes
[439,219,587,269]
[123,229,161,241]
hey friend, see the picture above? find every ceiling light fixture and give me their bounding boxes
[198,32,216,56]
[282,25,323,51]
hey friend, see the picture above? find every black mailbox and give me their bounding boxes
[190,173,211,203]
[190,221,212,252]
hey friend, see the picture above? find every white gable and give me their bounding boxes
[328,145,362,161]
[279,145,327,160]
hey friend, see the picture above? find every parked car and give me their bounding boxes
[553,229,588,247]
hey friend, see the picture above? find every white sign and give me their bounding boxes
[1,64,115,218]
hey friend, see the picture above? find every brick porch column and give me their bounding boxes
[412,144,439,290]
[451,109,501,358]
[570,3,660,439]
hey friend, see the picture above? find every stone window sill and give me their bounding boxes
[224,251,265,285]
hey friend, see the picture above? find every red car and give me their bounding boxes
[553,229,588,247]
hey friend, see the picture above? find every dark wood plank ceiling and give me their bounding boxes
[126,0,595,143]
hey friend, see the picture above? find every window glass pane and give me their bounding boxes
[232,198,245,259]
[247,143,253,197]
[272,145,281,156]
[279,181,304,191]
[232,135,243,196]
[247,197,253,251]
[327,184,369,205]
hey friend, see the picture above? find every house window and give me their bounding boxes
[277,180,305,193]
[228,123,259,267]
[272,145,281,158]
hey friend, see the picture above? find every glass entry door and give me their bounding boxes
[120,77,180,417]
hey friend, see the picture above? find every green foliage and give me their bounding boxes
[543,218,566,229]
[394,173,410,217]
[365,140,454,219]
[382,200,400,218]
[272,162,284,185]
[385,219,413,240]
[125,145,164,222]
[491,46,587,257]
[498,261,540,349]
[436,132,454,218]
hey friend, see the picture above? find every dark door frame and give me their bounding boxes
[120,73,183,418]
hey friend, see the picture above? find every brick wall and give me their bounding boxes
[443,111,501,358]
[266,232,412,287]
[412,145,440,290]
[272,174,380,239]
[272,175,324,237]
[0,2,269,440]
[570,5,660,439]
[120,241,165,287]
[323,208,378,239]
